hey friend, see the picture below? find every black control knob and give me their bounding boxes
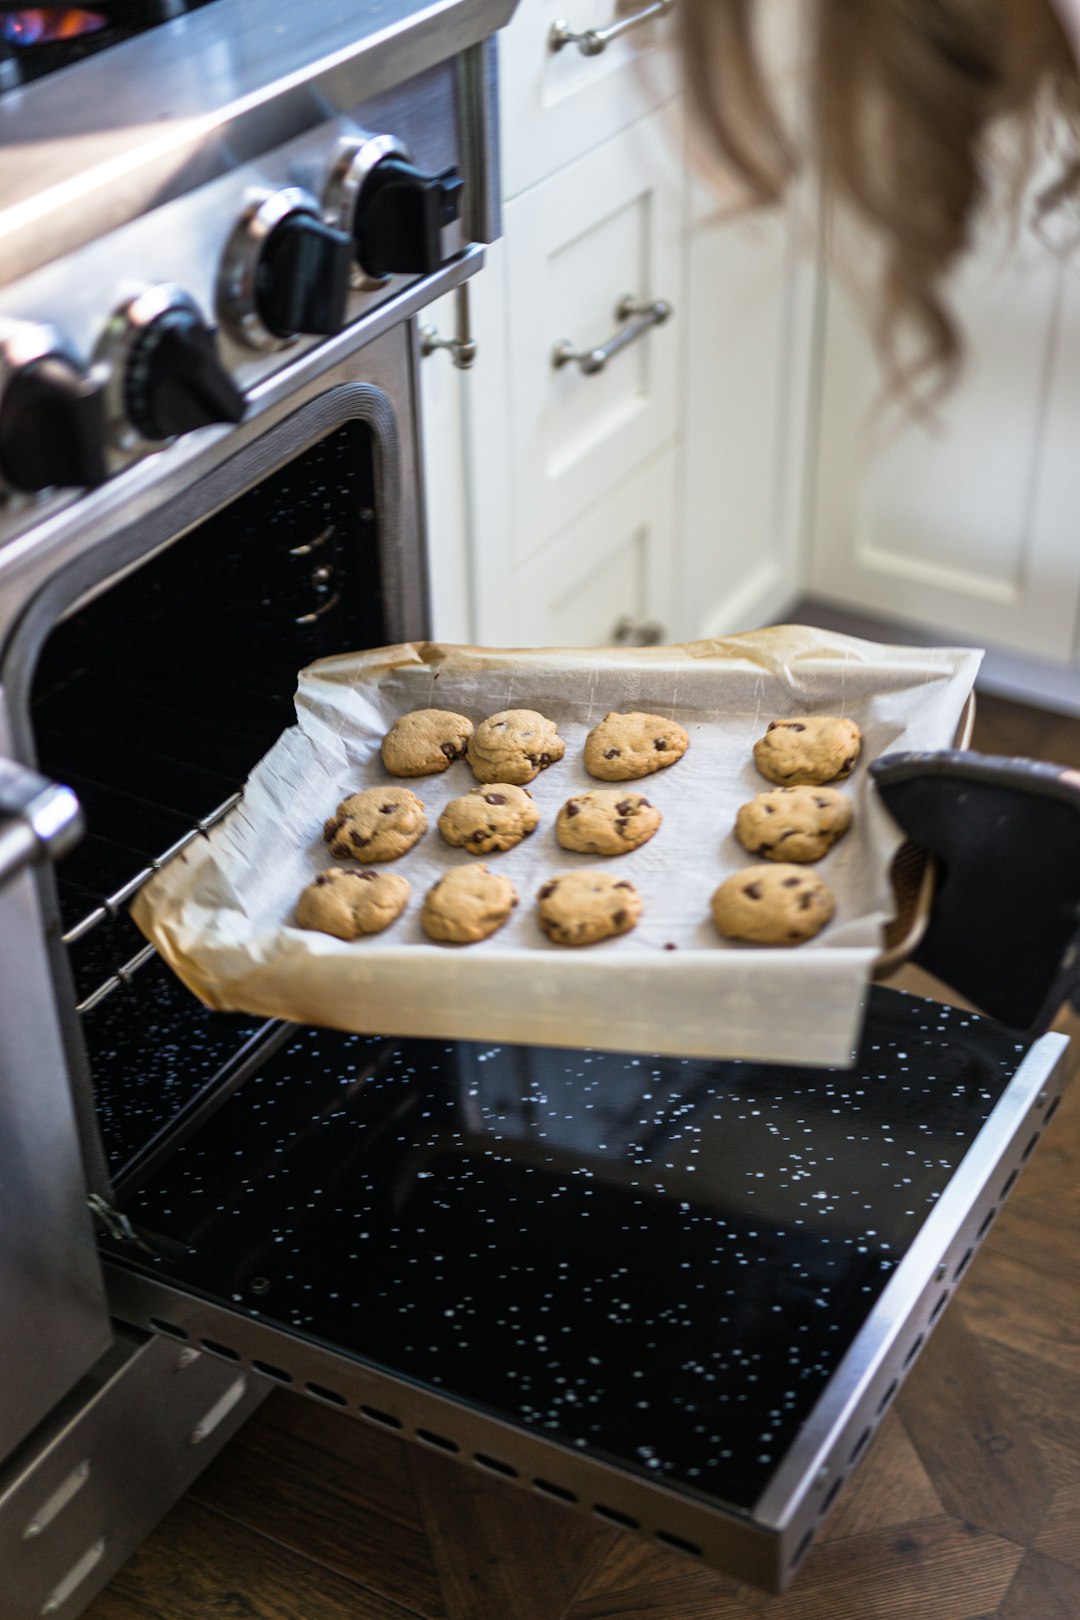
[0,340,107,493]
[254,212,353,340]
[353,156,464,280]
[124,297,245,442]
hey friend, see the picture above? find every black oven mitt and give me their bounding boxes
[871,750,1080,1037]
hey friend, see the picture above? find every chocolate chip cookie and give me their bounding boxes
[438,784,540,854]
[711,864,835,945]
[421,864,519,943]
[583,711,689,781]
[752,716,862,786]
[556,790,661,855]
[323,786,427,863]
[466,709,566,785]
[734,785,852,863]
[536,870,642,945]
[381,709,474,776]
[295,867,410,939]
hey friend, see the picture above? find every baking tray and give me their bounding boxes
[132,628,982,1066]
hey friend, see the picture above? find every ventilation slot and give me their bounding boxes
[954,1247,974,1280]
[1000,1169,1019,1198]
[199,1338,240,1361]
[1021,1132,1040,1163]
[149,1318,188,1340]
[474,1453,518,1478]
[820,1476,844,1515]
[306,1382,346,1406]
[877,1379,898,1415]
[848,1427,871,1464]
[533,1478,578,1504]
[416,1429,459,1453]
[251,1361,293,1383]
[903,1333,925,1369]
[790,1528,814,1568]
[976,1207,997,1240]
[1044,1093,1062,1124]
[593,1504,639,1529]
[360,1405,403,1430]
[930,1291,949,1323]
[654,1530,702,1557]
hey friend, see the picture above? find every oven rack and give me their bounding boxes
[64,791,241,1013]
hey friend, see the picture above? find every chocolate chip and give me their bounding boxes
[764,805,775,815]
[841,755,855,772]
[539,753,552,766]
[604,748,621,759]
[315,873,333,886]
[356,871,377,882]
[815,798,830,808]
[349,830,369,848]
[789,722,807,732]
[744,882,763,899]
[380,803,396,814]
[783,876,801,887]
[613,909,627,926]
[653,737,667,750]
[788,930,802,940]
[485,793,507,805]
[538,881,558,899]
[526,754,539,767]
[799,893,815,909]
[439,741,458,760]
[487,823,498,832]
[565,801,581,818]
[614,881,633,890]
[664,942,677,951]
[758,843,774,854]
[323,817,342,841]
[766,720,779,731]
[615,800,634,815]
[616,819,630,834]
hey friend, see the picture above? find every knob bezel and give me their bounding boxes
[96,284,229,455]
[324,133,410,289]
[218,186,325,351]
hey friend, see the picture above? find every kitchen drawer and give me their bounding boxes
[499,0,679,198]
[504,103,684,566]
[508,443,679,644]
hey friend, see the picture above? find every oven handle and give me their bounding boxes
[0,758,83,890]
[871,750,1080,1037]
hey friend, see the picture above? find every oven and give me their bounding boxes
[3,2,1080,1615]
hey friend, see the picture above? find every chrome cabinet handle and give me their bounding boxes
[612,614,665,646]
[552,295,672,375]
[0,758,82,890]
[420,284,478,371]
[549,0,674,56]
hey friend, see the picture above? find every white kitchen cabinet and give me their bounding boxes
[418,288,473,643]
[508,444,678,644]
[809,212,1080,663]
[503,101,684,566]
[499,0,679,199]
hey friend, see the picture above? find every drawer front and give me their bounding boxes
[499,0,679,198]
[508,444,679,645]
[504,104,683,566]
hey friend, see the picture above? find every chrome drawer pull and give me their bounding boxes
[549,0,673,56]
[552,295,672,375]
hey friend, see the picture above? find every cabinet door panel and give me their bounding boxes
[810,210,1080,661]
[499,0,679,199]
[508,445,678,646]
[418,292,472,643]
[504,106,683,567]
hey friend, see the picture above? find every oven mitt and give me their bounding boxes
[871,751,1080,1037]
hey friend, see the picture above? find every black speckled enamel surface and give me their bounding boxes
[117,986,1029,1511]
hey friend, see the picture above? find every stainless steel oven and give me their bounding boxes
[2,2,1080,1613]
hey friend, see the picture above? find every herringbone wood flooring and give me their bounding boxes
[84,695,1080,1619]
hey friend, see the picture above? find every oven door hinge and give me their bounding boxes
[88,1194,194,1262]
[0,757,82,890]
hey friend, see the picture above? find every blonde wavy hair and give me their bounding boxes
[682,0,1080,390]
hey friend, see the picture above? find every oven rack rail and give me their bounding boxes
[65,791,241,1014]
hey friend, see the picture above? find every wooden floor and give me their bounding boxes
[84,695,1080,1620]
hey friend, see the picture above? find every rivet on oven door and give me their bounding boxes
[175,1348,199,1371]
[311,565,333,590]
[934,1263,947,1282]
[250,1277,270,1295]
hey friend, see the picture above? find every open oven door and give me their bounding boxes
[0,752,112,1458]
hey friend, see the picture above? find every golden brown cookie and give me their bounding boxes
[323,786,427,863]
[536,870,642,945]
[438,784,540,854]
[752,716,861,786]
[711,864,835,945]
[734,786,852,863]
[466,709,566,785]
[583,711,689,781]
[295,867,410,939]
[381,709,474,776]
[555,790,661,855]
[421,864,519,943]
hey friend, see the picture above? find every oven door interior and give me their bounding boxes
[4,350,1073,1593]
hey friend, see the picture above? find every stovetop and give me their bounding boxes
[0,2,218,90]
[116,985,1031,1514]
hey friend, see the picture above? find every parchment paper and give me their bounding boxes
[132,627,982,1065]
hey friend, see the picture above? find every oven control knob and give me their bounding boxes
[219,188,353,348]
[0,324,107,493]
[119,289,245,442]
[326,136,464,281]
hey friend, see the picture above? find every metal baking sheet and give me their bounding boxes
[131,627,981,1065]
